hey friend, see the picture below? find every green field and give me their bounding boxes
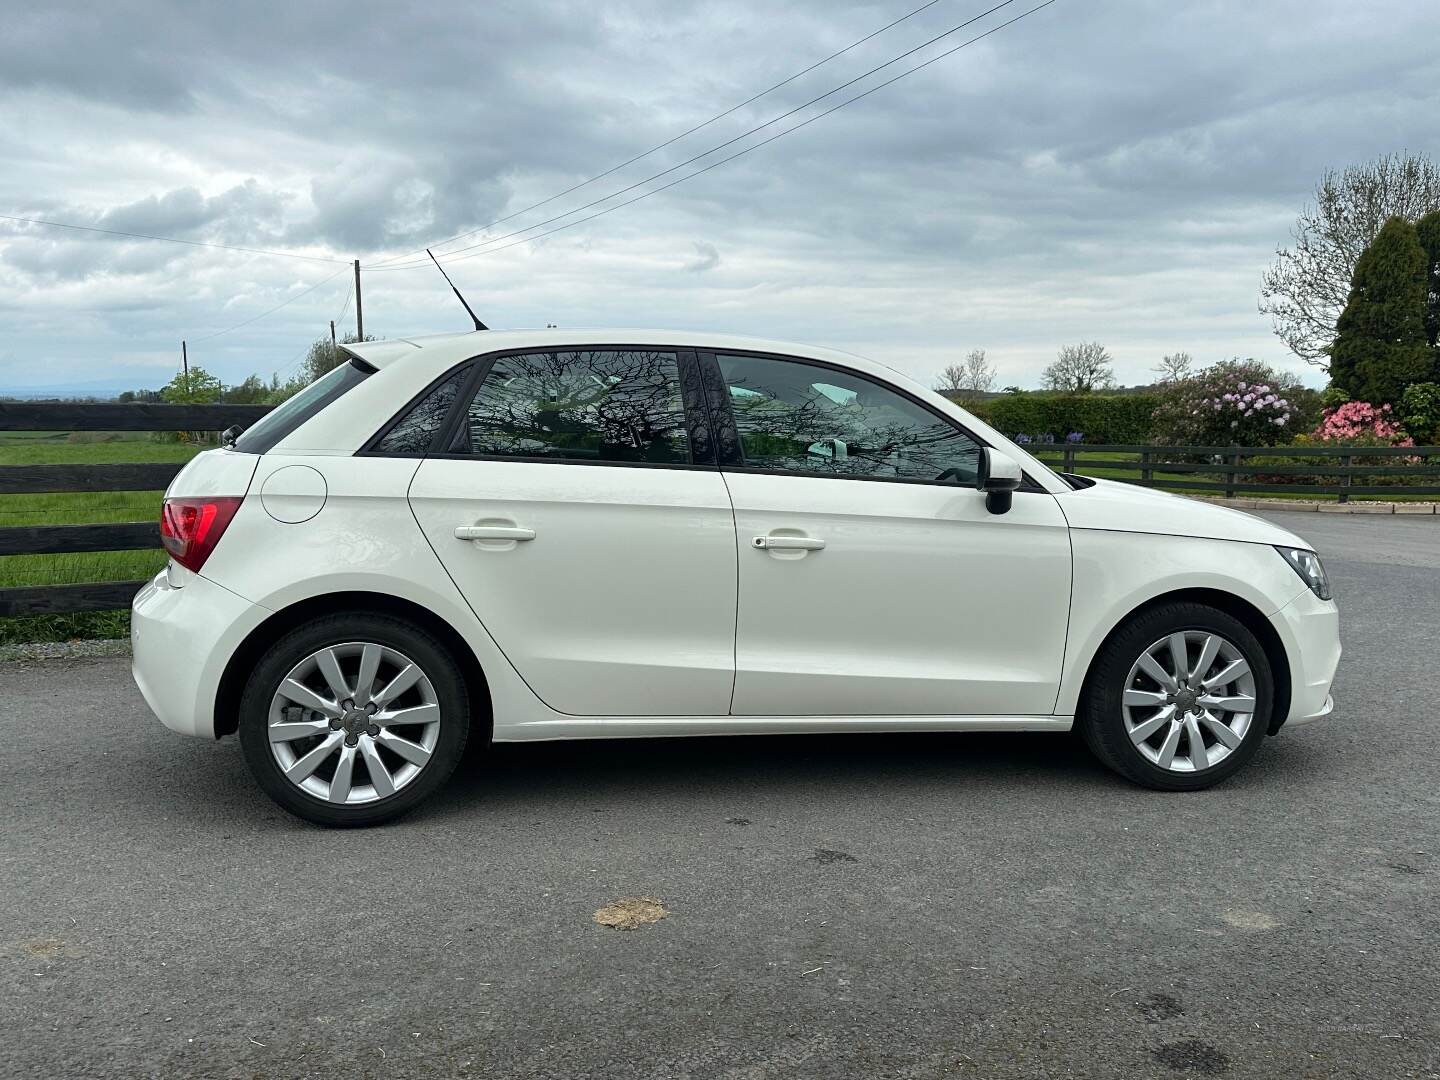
[0,433,201,644]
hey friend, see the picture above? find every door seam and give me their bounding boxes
[716,469,741,715]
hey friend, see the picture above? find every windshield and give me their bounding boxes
[232,359,373,454]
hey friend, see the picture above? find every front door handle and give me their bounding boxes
[455,525,535,542]
[752,535,825,550]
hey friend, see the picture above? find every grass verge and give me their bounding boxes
[0,434,200,644]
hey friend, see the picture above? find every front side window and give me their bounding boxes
[449,350,690,465]
[716,353,982,484]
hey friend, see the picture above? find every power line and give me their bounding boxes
[432,0,1054,269]
[371,0,1056,272]
[369,0,1028,272]
[0,213,350,265]
[186,267,351,344]
[334,281,354,331]
[274,276,358,383]
[367,0,949,268]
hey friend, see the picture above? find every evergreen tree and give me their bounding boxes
[1416,210,1440,347]
[1329,217,1434,403]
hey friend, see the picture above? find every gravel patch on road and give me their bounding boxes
[0,637,130,664]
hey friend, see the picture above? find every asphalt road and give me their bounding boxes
[2,512,1437,1079]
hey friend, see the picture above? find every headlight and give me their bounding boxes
[1276,546,1332,601]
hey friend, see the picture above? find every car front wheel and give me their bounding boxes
[1078,602,1273,791]
[238,612,470,826]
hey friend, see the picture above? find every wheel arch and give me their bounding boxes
[213,591,493,742]
[1075,588,1291,736]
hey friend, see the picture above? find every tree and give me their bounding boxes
[117,387,161,403]
[221,374,270,404]
[301,331,377,383]
[1329,217,1435,404]
[934,348,995,396]
[160,366,222,404]
[1152,351,1194,383]
[1416,210,1440,347]
[1042,342,1114,393]
[1260,151,1440,368]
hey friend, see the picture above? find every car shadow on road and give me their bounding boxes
[134,725,1331,830]
[436,730,1116,807]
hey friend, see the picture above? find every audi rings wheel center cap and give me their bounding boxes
[1174,689,1198,714]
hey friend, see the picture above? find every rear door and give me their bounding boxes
[405,346,737,717]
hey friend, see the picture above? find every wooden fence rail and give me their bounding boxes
[1025,442,1440,501]
[0,405,1437,617]
[0,403,272,617]
[0,402,271,432]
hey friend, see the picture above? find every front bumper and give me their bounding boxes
[131,567,262,738]
[1267,586,1340,732]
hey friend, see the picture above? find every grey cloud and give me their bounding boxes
[683,241,720,273]
[2,0,1439,390]
[97,182,289,243]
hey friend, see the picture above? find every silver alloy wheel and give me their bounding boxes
[266,642,442,805]
[1121,630,1257,773]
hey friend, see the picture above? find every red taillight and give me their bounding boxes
[159,497,242,573]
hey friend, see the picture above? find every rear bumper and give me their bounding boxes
[1267,587,1340,733]
[131,567,264,738]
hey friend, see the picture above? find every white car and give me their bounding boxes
[132,329,1339,826]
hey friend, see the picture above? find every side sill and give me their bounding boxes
[493,715,1074,742]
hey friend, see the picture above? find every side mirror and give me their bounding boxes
[220,424,243,448]
[975,447,1022,515]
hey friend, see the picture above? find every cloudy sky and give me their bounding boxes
[2,0,1438,394]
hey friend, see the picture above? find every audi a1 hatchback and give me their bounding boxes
[132,329,1339,826]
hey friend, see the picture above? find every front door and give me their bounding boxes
[706,350,1071,717]
[408,347,736,717]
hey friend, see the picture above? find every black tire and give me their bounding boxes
[238,612,470,827]
[1077,601,1273,791]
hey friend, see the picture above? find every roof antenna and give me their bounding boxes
[426,248,488,331]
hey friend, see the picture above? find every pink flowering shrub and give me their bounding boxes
[1151,360,1312,446]
[1311,401,1414,446]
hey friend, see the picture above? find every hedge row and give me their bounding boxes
[957,393,1160,445]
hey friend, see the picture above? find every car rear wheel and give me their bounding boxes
[1078,602,1273,791]
[238,612,469,826]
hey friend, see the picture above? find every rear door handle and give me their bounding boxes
[455,525,535,542]
[752,535,825,550]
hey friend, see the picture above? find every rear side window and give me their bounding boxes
[371,370,465,455]
[447,350,690,465]
[233,359,373,455]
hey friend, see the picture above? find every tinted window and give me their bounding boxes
[716,353,982,483]
[233,359,372,455]
[450,350,690,464]
[372,369,465,454]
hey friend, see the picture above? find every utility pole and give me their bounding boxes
[353,259,363,341]
[181,340,188,392]
[330,320,337,352]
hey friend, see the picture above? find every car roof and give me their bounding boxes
[341,327,905,377]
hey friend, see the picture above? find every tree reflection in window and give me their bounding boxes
[454,350,690,464]
[717,353,981,483]
[373,370,464,454]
